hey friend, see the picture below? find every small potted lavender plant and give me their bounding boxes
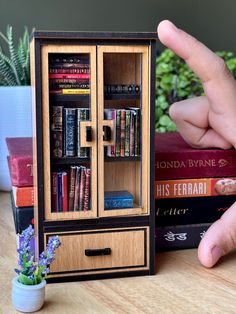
[12,225,61,312]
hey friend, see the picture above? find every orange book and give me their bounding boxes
[155,177,236,199]
[12,186,34,207]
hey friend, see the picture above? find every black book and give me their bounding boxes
[156,223,211,251]
[155,195,236,226]
[11,191,34,234]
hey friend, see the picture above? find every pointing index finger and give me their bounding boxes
[157,20,231,84]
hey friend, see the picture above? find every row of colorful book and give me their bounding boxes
[104,108,141,157]
[51,106,141,158]
[6,137,34,234]
[51,167,133,212]
[49,54,90,95]
[52,166,91,212]
[155,132,236,250]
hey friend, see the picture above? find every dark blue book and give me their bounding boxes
[104,190,133,209]
[64,108,77,157]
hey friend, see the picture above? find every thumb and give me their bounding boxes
[198,201,236,267]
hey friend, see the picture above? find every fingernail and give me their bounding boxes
[166,20,179,32]
[211,246,223,265]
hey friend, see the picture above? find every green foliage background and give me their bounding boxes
[155,49,236,132]
[0,26,30,86]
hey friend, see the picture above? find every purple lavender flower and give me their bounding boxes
[47,236,61,249]
[39,236,61,268]
[21,225,34,243]
[15,226,61,285]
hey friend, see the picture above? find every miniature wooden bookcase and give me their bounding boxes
[30,31,156,282]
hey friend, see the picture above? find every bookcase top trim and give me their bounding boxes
[31,31,157,41]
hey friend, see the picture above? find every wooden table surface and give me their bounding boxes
[1,191,236,314]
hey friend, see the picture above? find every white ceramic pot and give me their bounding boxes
[12,276,46,312]
[0,86,32,191]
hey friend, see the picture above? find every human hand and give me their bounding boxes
[157,20,236,267]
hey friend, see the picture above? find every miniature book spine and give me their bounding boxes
[84,168,91,211]
[57,172,63,212]
[134,109,140,156]
[64,108,77,157]
[115,110,121,157]
[78,166,86,211]
[68,166,76,211]
[51,106,63,158]
[129,111,135,157]
[120,110,126,157]
[125,110,131,157]
[52,172,58,212]
[62,172,68,212]
[73,166,81,211]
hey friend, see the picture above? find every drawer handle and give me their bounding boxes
[85,248,111,256]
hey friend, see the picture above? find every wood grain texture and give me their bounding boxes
[97,45,150,217]
[40,45,97,221]
[30,39,39,258]
[2,191,236,314]
[45,227,148,275]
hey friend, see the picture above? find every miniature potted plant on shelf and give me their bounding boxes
[12,225,61,312]
[155,48,236,133]
[0,25,32,191]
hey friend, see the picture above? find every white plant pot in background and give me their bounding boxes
[12,276,46,312]
[0,86,32,191]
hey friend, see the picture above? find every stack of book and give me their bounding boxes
[6,137,34,233]
[49,54,90,95]
[155,132,236,250]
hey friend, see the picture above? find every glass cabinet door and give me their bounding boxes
[97,46,150,217]
[41,45,97,220]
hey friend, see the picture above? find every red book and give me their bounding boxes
[155,132,236,180]
[52,172,58,212]
[62,172,68,212]
[49,73,90,79]
[155,177,236,199]
[6,137,33,187]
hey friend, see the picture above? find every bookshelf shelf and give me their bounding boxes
[50,94,90,102]
[104,94,141,100]
[51,157,90,165]
[104,156,141,162]
[31,31,156,283]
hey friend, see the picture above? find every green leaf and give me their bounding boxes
[0,25,31,85]
[6,25,21,85]
[159,115,172,127]
[18,274,34,285]
[166,121,177,131]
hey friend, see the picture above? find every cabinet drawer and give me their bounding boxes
[46,227,149,275]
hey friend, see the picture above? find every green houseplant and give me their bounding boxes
[155,49,236,132]
[0,25,30,86]
[0,26,32,191]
